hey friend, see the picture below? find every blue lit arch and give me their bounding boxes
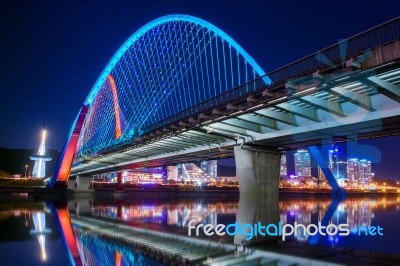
[77,14,270,157]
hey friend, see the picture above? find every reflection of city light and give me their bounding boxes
[87,196,399,246]
[41,244,47,261]
[30,212,51,262]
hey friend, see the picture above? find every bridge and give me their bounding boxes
[48,15,400,199]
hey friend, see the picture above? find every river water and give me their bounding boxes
[0,193,399,265]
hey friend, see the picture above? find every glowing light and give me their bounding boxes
[84,14,268,105]
[30,212,51,262]
[49,106,88,185]
[74,15,270,158]
[108,75,122,139]
[30,130,52,178]
[55,208,82,265]
[115,251,121,266]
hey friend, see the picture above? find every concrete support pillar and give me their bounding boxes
[76,175,92,190]
[233,146,281,245]
[116,172,123,191]
[67,177,76,189]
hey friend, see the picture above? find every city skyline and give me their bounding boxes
[276,137,398,181]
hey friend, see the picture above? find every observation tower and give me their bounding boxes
[30,130,52,178]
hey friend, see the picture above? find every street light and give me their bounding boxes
[25,165,28,178]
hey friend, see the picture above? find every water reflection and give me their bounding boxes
[30,212,52,261]
[0,202,69,266]
[0,195,399,265]
[75,196,400,254]
[74,227,163,266]
[279,197,397,241]
[90,200,237,228]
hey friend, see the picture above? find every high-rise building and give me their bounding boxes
[280,154,287,177]
[209,160,217,178]
[329,145,347,185]
[359,159,372,186]
[200,160,218,178]
[347,158,359,187]
[347,158,373,187]
[294,150,311,177]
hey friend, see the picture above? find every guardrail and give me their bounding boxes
[143,17,400,135]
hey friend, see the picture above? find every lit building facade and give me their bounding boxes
[200,160,218,179]
[329,145,347,186]
[359,159,373,186]
[294,150,311,177]
[347,158,360,187]
[280,154,287,177]
[347,158,373,187]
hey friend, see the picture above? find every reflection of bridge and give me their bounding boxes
[30,212,52,262]
[47,197,400,265]
[3,197,400,265]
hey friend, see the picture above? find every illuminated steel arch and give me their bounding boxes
[49,14,271,186]
[77,14,269,158]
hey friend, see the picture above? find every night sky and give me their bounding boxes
[1,1,399,178]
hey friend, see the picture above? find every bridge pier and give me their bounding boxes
[76,175,93,190]
[67,177,76,189]
[233,146,280,245]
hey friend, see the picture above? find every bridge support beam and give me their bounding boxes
[233,146,280,245]
[67,177,76,189]
[47,105,88,189]
[76,175,92,190]
[49,203,83,266]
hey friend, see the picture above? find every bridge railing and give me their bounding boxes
[143,17,400,135]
